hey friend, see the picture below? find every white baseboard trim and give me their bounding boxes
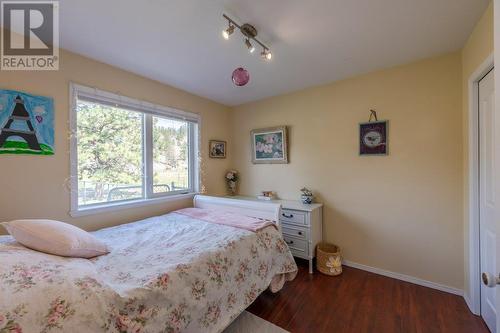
[342,260,463,296]
[463,294,480,315]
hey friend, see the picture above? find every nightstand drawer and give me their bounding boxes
[283,235,308,257]
[282,224,308,241]
[280,209,307,225]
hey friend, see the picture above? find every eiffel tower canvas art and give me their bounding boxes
[0,90,54,155]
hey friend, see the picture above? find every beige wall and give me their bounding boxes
[0,45,232,233]
[461,2,494,299]
[0,3,493,292]
[231,53,464,289]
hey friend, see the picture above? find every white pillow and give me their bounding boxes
[1,219,109,258]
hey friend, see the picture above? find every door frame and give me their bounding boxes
[467,53,494,315]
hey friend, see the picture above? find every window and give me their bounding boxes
[70,84,199,215]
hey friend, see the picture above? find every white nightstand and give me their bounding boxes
[278,201,323,274]
[230,196,323,274]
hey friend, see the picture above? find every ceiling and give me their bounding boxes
[58,0,489,106]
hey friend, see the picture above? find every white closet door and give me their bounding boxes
[479,68,496,333]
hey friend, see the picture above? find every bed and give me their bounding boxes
[0,195,297,333]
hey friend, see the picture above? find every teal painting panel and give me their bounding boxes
[0,89,54,155]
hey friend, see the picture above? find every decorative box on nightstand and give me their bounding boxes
[229,196,323,274]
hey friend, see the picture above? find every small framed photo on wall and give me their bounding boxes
[251,126,288,164]
[359,121,388,155]
[209,140,227,158]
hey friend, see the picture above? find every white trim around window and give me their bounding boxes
[69,83,200,217]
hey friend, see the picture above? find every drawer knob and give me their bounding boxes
[282,213,294,218]
[298,231,303,235]
[286,240,294,245]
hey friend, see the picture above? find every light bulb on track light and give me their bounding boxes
[261,49,272,60]
[245,38,255,53]
[222,24,234,40]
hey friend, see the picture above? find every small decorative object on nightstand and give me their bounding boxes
[257,191,275,201]
[300,187,314,204]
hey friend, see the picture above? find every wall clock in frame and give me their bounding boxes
[359,120,388,155]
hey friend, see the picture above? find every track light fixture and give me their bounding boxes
[222,14,272,61]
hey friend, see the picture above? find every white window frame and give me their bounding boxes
[69,83,200,217]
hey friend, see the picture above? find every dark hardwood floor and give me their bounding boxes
[248,260,489,333]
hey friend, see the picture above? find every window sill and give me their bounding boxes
[69,192,197,218]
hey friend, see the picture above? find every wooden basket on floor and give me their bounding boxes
[316,242,342,276]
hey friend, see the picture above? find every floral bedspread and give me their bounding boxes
[0,210,297,333]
